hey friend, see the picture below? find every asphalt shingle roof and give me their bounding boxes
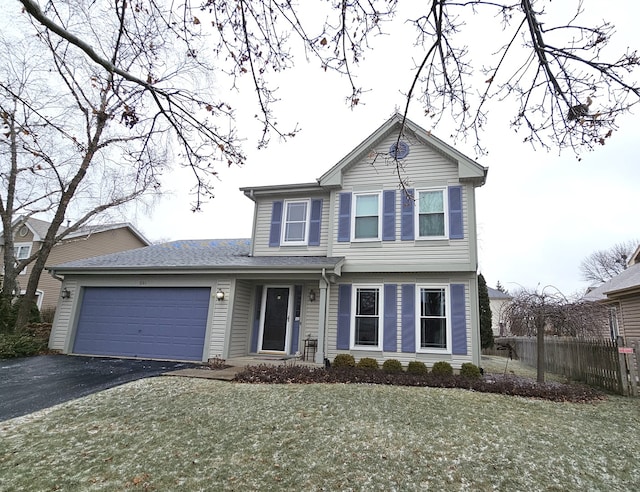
[48,239,344,272]
[487,287,511,299]
[583,262,640,301]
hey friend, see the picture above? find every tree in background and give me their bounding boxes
[495,281,509,294]
[0,9,174,329]
[504,286,608,382]
[478,274,494,349]
[580,240,638,285]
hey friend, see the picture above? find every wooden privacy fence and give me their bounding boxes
[486,337,638,396]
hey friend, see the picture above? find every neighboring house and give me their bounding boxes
[47,113,488,367]
[1,217,149,311]
[584,247,640,341]
[487,287,511,336]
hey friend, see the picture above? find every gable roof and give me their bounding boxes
[583,262,640,301]
[240,113,488,197]
[4,216,150,245]
[318,113,488,188]
[48,239,344,275]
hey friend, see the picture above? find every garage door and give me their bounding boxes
[73,287,210,361]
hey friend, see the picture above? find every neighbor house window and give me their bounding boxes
[352,192,381,240]
[416,189,447,238]
[417,286,449,351]
[352,286,382,349]
[13,243,31,275]
[282,200,310,245]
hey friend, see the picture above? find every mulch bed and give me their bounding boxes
[233,364,607,403]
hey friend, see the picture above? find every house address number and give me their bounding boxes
[618,347,634,354]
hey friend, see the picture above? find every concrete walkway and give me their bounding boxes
[165,356,320,381]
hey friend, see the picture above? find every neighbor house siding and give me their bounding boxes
[329,134,473,270]
[324,273,476,368]
[252,193,331,256]
[39,229,147,310]
[619,294,640,339]
[227,280,253,358]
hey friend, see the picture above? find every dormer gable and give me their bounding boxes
[318,113,487,188]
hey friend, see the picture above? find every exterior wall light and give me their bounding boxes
[216,289,225,301]
[308,289,316,302]
[61,288,71,299]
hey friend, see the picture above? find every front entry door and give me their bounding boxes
[260,287,292,352]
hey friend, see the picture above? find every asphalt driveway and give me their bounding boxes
[0,355,197,421]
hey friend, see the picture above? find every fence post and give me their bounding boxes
[616,336,630,396]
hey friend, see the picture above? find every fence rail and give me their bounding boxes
[485,337,626,395]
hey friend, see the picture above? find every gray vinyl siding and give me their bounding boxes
[330,133,474,270]
[48,279,79,351]
[252,193,331,256]
[325,273,476,368]
[227,280,253,358]
[619,294,640,339]
[208,279,231,359]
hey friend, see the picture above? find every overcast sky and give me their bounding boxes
[131,2,639,297]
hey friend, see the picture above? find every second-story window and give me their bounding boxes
[13,243,32,275]
[416,188,447,239]
[352,192,381,241]
[282,200,310,245]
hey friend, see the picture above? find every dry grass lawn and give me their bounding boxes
[1,358,639,491]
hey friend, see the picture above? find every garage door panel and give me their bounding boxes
[73,287,210,361]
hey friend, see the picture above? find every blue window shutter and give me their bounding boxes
[401,189,414,241]
[309,199,322,246]
[451,284,468,355]
[251,285,263,353]
[383,284,397,352]
[382,190,396,241]
[448,186,464,240]
[269,201,283,247]
[401,284,415,352]
[337,192,351,242]
[337,284,352,350]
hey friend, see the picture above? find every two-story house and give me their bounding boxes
[1,217,149,311]
[47,114,487,368]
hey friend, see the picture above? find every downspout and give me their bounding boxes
[316,267,330,365]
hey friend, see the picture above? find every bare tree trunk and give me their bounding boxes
[536,310,545,383]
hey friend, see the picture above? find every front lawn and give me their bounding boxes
[1,376,639,490]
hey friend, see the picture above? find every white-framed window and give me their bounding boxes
[352,192,381,241]
[282,200,310,245]
[13,242,32,275]
[415,188,448,239]
[351,285,383,349]
[416,285,451,353]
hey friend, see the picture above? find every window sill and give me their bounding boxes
[350,345,383,351]
[417,348,451,355]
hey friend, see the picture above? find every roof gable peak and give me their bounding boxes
[318,113,487,188]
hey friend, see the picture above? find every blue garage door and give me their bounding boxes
[73,287,210,361]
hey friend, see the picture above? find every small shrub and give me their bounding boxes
[460,362,482,379]
[0,332,47,358]
[40,307,57,324]
[407,361,428,375]
[431,361,453,376]
[333,354,355,368]
[356,357,379,370]
[382,359,403,373]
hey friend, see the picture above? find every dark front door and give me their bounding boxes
[261,287,291,352]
